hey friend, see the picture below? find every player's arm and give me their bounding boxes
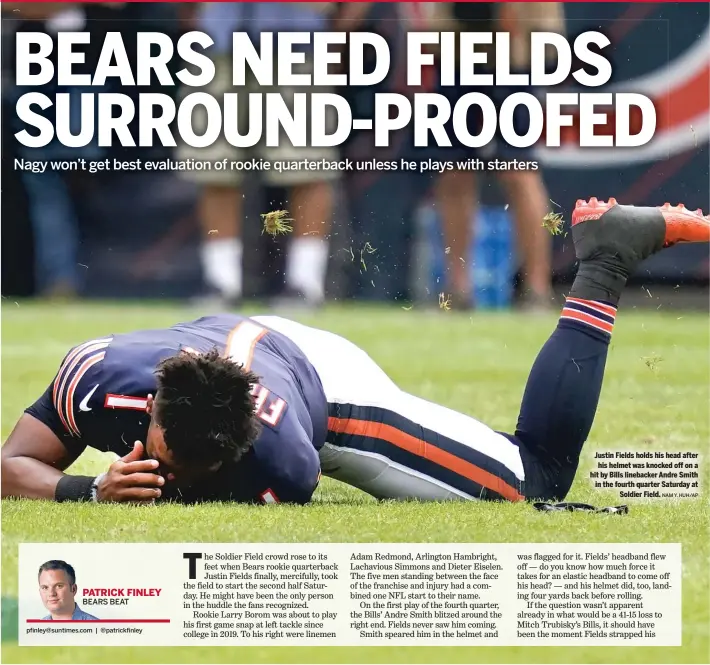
[1,413,86,500]
[1,415,162,503]
[2,343,163,503]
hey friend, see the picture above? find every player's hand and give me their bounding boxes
[95,441,164,503]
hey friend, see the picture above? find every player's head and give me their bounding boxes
[145,348,260,484]
[38,560,77,617]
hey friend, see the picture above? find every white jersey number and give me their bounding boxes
[225,321,287,428]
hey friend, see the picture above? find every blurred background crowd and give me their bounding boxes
[2,2,708,311]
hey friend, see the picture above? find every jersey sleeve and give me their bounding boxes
[253,413,321,505]
[25,338,111,442]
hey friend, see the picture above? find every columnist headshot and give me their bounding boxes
[38,560,98,621]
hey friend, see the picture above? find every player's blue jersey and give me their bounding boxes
[26,314,328,504]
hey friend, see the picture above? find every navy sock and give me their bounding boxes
[514,298,616,497]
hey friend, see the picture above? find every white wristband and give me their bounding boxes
[91,473,107,502]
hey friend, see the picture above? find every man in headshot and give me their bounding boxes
[38,560,98,621]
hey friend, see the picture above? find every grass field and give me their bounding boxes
[2,300,709,664]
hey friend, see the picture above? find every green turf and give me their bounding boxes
[2,301,709,663]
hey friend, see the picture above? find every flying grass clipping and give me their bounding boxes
[14,30,657,150]
[261,210,293,237]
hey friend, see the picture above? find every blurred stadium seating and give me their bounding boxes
[2,2,707,306]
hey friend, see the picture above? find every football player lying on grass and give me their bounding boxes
[3,200,709,505]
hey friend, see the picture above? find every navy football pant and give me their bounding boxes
[500,319,610,501]
[255,308,612,503]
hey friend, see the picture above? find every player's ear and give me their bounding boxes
[146,394,154,415]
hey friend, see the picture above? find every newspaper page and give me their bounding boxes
[18,542,681,647]
[1,3,707,665]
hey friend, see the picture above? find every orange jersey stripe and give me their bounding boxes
[52,338,111,405]
[53,341,110,425]
[65,352,105,437]
[561,308,614,333]
[327,417,523,502]
[53,343,102,435]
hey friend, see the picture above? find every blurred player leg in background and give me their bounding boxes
[20,171,80,299]
[284,181,334,305]
[178,3,338,308]
[338,2,431,303]
[196,184,243,306]
[495,2,564,310]
[434,170,476,307]
[175,48,243,307]
[497,165,554,311]
[426,2,485,309]
[262,2,339,306]
[431,2,564,310]
[260,49,338,308]
[175,3,240,306]
[433,131,554,312]
[6,3,99,300]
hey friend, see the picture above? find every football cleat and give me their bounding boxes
[572,199,710,252]
[656,202,710,246]
[566,198,709,303]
